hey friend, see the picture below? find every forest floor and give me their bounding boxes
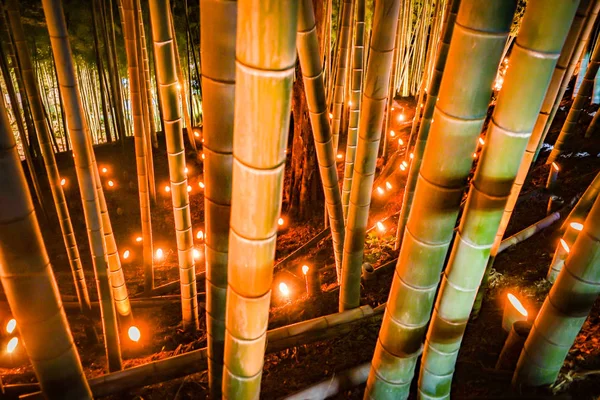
[1,93,600,400]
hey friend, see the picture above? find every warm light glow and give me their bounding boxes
[348,100,353,106]
[390,130,396,137]
[201,153,205,160]
[279,282,290,297]
[401,161,408,168]
[552,162,559,171]
[376,221,385,232]
[165,185,171,193]
[199,181,205,189]
[5,319,16,334]
[337,153,344,160]
[420,103,423,108]
[479,137,485,146]
[155,248,164,260]
[123,250,130,260]
[108,180,114,187]
[391,107,395,111]
[194,131,200,137]
[400,164,406,171]
[398,114,405,122]
[136,236,142,242]
[507,293,528,317]
[176,83,182,91]
[187,185,192,193]
[101,167,108,174]
[398,138,404,146]
[385,182,392,190]
[302,265,309,275]
[376,186,385,195]
[570,222,584,231]
[473,152,478,159]
[560,239,570,253]
[193,249,201,260]
[128,326,141,342]
[196,230,204,240]
[329,113,333,119]
[278,217,285,226]
[503,57,509,64]
[60,178,66,186]
[6,337,18,354]
[185,167,189,174]
[409,153,414,159]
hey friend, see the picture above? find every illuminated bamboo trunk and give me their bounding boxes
[121,0,155,294]
[138,4,158,149]
[223,1,297,396]
[91,4,113,145]
[548,33,600,163]
[561,171,600,230]
[297,0,345,281]
[513,194,600,387]
[472,0,596,318]
[0,96,92,400]
[199,0,236,393]
[330,0,353,152]
[418,2,578,397]
[585,99,600,136]
[394,0,460,251]
[339,0,401,313]
[5,0,97,324]
[547,221,585,283]
[148,0,199,331]
[341,0,365,222]
[42,0,123,371]
[366,2,515,398]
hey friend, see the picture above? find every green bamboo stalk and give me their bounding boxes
[339,0,401,313]
[198,0,236,393]
[121,0,155,295]
[418,2,579,397]
[5,0,99,336]
[223,0,297,396]
[547,220,584,283]
[473,0,597,318]
[585,97,600,136]
[42,0,123,371]
[561,171,600,230]
[297,0,346,282]
[574,50,590,96]
[549,34,600,163]
[366,2,516,398]
[513,194,600,387]
[341,0,365,222]
[394,0,460,251]
[0,94,92,400]
[148,0,199,331]
[138,4,158,149]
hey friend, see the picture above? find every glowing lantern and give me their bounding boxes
[193,249,202,260]
[570,222,583,231]
[376,186,384,195]
[60,178,66,186]
[552,162,559,171]
[560,239,570,253]
[279,282,290,297]
[502,293,528,331]
[123,250,130,260]
[201,153,205,160]
[196,230,204,240]
[6,319,16,334]
[302,265,309,275]
[337,153,344,160]
[398,138,404,146]
[385,182,392,190]
[409,153,414,159]
[401,161,408,168]
[165,185,171,193]
[400,164,406,171]
[278,217,285,227]
[390,130,396,138]
[176,83,182,91]
[136,236,142,243]
[348,100,353,106]
[108,180,114,187]
[187,185,192,193]
[398,114,405,122]
[329,113,333,119]
[101,167,108,174]
[473,152,478,159]
[128,326,141,342]
[155,248,164,260]
[185,167,189,174]
[376,221,385,232]
[194,131,200,137]
[6,337,18,353]
[199,181,205,189]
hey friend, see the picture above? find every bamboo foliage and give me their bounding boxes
[121,0,155,294]
[42,0,123,371]
[297,0,345,281]
[148,0,199,331]
[365,2,516,398]
[199,0,236,392]
[0,96,92,400]
[418,1,579,397]
[341,0,365,221]
[394,0,459,250]
[513,194,600,387]
[223,0,297,396]
[339,0,401,312]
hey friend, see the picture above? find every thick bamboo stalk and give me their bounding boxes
[199,0,237,393]
[341,0,365,222]
[0,93,92,400]
[549,32,600,163]
[297,0,345,281]
[5,0,99,331]
[547,220,584,283]
[513,194,600,387]
[394,0,460,250]
[148,0,199,331]
[121,0,155,295]
[419,2,579,397]
[339,0,401,313]
[585,98,600,136]
[366,2,516,398]
[499,211,562,254]
[561,171,600,230]
[224,1,298,396]
[91,5,113,145]
[138,6,158,149]
[42,0,123,371]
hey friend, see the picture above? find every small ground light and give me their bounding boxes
[398,138,404,146]
[6,319,16,334]
[401,161,408,168]
[502,293,528,332]
[123,250,130,260]
[302,265,309,275]
[199,181,205,189]
[201,153,205,160]
[196,230,204,240]
[193,249,201,260]
[187,185,192,193]
[101,167,108,174]
[337,153,343,160]
[165,185,171,193]
[348,100,353,106]
[60,178,66,186]
[570,222,584,231]
[560,239,570,253]
[473,152,478,158]
[329,113,333,119]
[398,114,405,122]
[108,180,114,187]
[409,153,414,159]
[279,282,290,297]
[155,248,164,260]
[278,217,285,226]
[390,130,396,137]
[176,83,182,91]
[136,236,142,242]
[184,167,189,174]
[128,326,141,342]
[194,131,200,137]
[400,164,406,171]
[479,137,485,146]
[376,222,385,232]
[385,182,392,190]
[6,337,18,353]
[376,186,384,195]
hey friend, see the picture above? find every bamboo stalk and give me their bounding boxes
[42,0,123,371]
[284,363,371,400]
[561,171,600,230]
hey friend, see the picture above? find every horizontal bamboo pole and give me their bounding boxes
[284,362,371,400]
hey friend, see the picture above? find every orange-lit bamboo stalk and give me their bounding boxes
[223,0,298,396]
[199,0,236,392]
[42,0,123,371]
[148,0,199,331]
[121,0,155,294]
[0,95,92,400]
[297,0,345,280]
[419,1,579,396]
[366,1,516,397]
[561,170,600,230]
[339,0,401,312]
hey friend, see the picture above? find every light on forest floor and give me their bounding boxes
[165,185,170,193]
[302,265,309,275]
[398,138,404,146]
[6,337,18,353]
[376,186,384,196]
[60,178,66,186]
[155,248,164,260]
[5,319,16,334]
[101,167,108,174]
[136,236,142,242]
[376,222,385,232]
[196,230,204,240]
[279,282,290,297]
[108,180,114,187]
[570,222,584,231]
[560,239,570,253]
[385,182,392,190]
[187,185,192,193]
[193,249,202,260]
[199,181,205,189]
[123,250,130,259]
[128,326,141,342]
[502,293,528,332]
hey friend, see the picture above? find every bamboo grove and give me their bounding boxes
[0,0,600,399]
